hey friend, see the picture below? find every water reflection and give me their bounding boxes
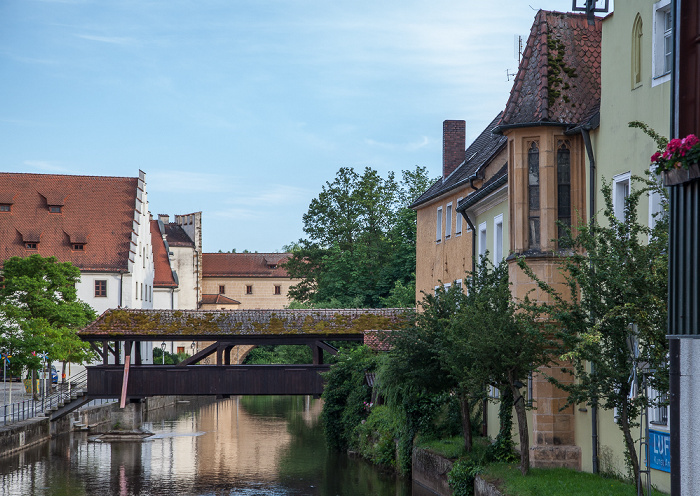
[0,397,427,496]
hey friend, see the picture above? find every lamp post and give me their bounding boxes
[161,342,166,365]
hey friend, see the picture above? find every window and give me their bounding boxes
[649,185,665,231]
[478,222,487,258]
[274,285,282,295]
[455,279,463,292]
[557,141,572,244]
[136,281,139,300]
[632,14,643,88]
[177,346,185,355]
[25,242,37,250]
[494,214,504,263]
[72,244,84,251]
[455,198,463,236]
[94,280,107,297]
[652,0,672,86]
[527,371,534,407]
[649,387,668,426]
[246,285,253,295]
[613,172,631,221]
[0,204,10,212]
[489,386,500,399]
[219,285,225,294]
[49,205,61,213]
[445,203,452,239]
[528,142,540,249]
[436,207,443,242]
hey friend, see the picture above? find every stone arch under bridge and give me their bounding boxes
[75,308,408,411]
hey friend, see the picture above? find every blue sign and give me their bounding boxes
[648,429,671,473]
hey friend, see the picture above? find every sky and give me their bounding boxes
[0,0,602,253]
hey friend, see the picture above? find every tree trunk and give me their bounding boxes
[619,400,641,494]
[61,361,67,384]
[510,382,530,475]
[460,393,473,452]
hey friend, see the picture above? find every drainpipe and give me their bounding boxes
[464,174,486,436]
[582,127,599,474]
[119,273,124,308]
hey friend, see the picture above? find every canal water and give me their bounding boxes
[0,396,435,496]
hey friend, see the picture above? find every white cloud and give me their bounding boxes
[75,34,136,45]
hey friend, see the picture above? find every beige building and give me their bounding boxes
[201,253,298,310]
[411,116,507,300]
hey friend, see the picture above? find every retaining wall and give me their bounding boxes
[412,448,453,496]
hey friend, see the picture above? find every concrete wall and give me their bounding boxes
[680,339,700,495]
[412,448,453,496]
[0,418,50,458]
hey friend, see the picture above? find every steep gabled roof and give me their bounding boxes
[411,113,507,209]
[150,220,178,288]
[0,173,138,272]
[203,252,292,278]
[496,10,602,132]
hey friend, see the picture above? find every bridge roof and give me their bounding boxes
[79,308,410,341]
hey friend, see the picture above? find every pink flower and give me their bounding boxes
[651,152,662,163]
[683,134,700,148]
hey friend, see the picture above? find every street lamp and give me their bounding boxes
[191,341,196,356]
[161,342,166,365]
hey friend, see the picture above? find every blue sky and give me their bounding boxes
[1,0,588,253]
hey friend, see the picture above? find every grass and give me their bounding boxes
[415,435,468,459]
[481,463,667,496]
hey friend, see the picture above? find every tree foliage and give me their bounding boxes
[518,177,668,490]
[0,255,96,377]
[284,166,432,308]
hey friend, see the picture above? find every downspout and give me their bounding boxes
[465,174,486,436]
[119,272,123,308]
[582,127,599,474]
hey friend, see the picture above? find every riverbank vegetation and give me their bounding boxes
[319,177,669,495]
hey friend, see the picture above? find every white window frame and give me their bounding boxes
[455,279,463,292]
[445,203,452,239]
[648,183,664,231]
[613,172,631,222]
[455,198,463,236]
[478,222,487,258]
[652,0,672,87]
[493,214,504,264]
[436,206,443,242]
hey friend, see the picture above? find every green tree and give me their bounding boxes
[518,177,668,490]
[0,255,96,380]
[447,256,552,474]
[284,166,432,308]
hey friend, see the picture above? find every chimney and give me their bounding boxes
[158,214,170,224]
[443,120,466,179]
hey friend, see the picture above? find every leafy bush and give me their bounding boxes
[448,442,489,496]
[356,405,402,467]
[321,346,378,452]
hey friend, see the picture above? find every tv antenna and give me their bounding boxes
[506,35,523,81]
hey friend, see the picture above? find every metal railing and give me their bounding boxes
[1,371,92,425]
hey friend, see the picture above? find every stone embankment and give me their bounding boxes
[412,448,505,496]
[0,396,177,457]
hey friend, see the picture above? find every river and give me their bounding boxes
[0,396,435,495]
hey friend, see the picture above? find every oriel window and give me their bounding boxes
[557,141,572,245]
[528,141,540,250]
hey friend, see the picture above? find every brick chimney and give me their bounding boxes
[443,120,466,179]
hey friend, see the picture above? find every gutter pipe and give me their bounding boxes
[582,126,598,474]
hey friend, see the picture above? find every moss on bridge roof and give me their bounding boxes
[79,308,412,339]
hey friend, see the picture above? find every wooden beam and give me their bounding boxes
[91,342,105,362]
[315,340,339,355]
[120,340,133,408]
[177,342,220,367]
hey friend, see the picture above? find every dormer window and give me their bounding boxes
[49,206,61,213]
[72,243,85,251]
[25,242,38,250]
[0,204,10,212]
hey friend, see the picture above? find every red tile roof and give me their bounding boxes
[0,173,138,272]
[200,294,241,305]
[363,330,393,352]
[203,253,292,278]
[498,10,602,131]
[150,220,177,288]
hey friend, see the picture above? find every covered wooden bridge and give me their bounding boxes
[73,308,407,412]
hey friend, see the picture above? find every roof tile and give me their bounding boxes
[203,252,292,278]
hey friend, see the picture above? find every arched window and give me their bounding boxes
[528,141,540,250]
[632,14,643,88]
[557,141,571,245]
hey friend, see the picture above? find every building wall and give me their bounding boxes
[170,245,198,310]
[575,2,672,490]
[153,287,179,310]
[415,187,474,300]
[201,276,295,309]
[473,189,509,265]
[76,272,123,316]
